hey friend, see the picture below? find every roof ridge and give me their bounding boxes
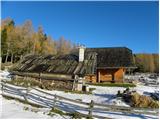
[86,46,129,49]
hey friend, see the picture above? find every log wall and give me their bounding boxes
[85,68,125,83]
[98,68,125,82]
[85,75,96,83]
[14,75,73,90]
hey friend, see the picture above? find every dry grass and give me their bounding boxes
[6,79,42,88]
[131,92,159,108]
[89,82,136,87]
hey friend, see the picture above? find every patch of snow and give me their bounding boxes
[1,83,159,119]
[0,70,12,81]
[77,109,158,119]
[32,85,127,106]
[0,71,159,119]
[0,95,70,119]
[132,85,159,95]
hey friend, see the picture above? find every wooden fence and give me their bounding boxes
[1,82,159,119]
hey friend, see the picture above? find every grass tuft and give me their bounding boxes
[23,106,29,111]
[64,90,92,94]
[66,112,82,119]
[50,108,66,116]
[6,79,42,88]
[89,82,136,87]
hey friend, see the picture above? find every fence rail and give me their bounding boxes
[1,82,159,118]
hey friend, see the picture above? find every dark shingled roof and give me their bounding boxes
[13,47,135,76]
[85,47,135,68]
[13,52,97,76]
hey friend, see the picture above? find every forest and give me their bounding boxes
[1,18,76,63]
[134,54,159,73]
[1,18,159,73]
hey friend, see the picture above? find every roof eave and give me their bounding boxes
[97,66,137,69]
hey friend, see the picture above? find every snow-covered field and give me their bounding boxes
[0,95,70,119]
[0,70,12,81]
[33,84,158,106]
[0,71,159,119]
[1,84,159,119]
[125,73,159,87]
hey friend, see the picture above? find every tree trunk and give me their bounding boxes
[14,55,16,63]
[20,55,23,61]
[5,49,9,63]
[33,39,36,55]
[11,53,14,64]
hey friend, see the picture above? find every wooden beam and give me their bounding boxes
[122,68,125,83]
[98,70,101,83]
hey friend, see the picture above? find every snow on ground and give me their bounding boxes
[0,95,70,119]
[30,85,158,119]
[132,85,159,95]
[37,85,128,106]
[1,84,159,119]
[78,109,158,119]
[0,70,11,81]
[32,84,158,107]
[0,71,159,119]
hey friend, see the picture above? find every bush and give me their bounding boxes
[49,108,82,118]
[23,106,29,111]
[126,87,130,92]
[67,112,82,119]
[50,108,66,115]
[89,88,96,92]
[117,90,122,97]
[89,83,136,87]
[86,116,93,119]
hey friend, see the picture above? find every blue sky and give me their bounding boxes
[1,1,159,53]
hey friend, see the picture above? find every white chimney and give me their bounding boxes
[78,45,86,62]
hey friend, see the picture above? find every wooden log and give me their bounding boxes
[1,83,27,91]
[28,92,54,102]
[12,71,73,81]
[2,88,24,97]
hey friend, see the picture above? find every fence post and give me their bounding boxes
[16,75,18,80]
[88,100,94,118]
[39,73,42,83]
[1,83,3,94]
[23,88,29,102]
[52,94,57,110]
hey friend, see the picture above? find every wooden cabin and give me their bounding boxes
[12,47,136,85]
[84,47,136,83]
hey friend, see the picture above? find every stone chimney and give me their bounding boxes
[78,45,86,62]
